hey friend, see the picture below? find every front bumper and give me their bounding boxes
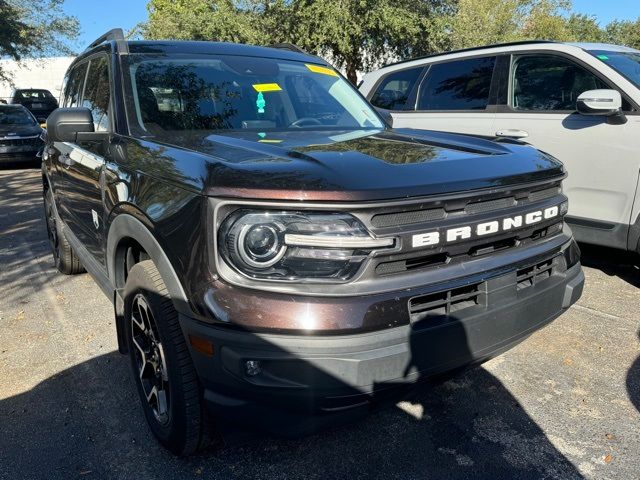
[181,243,584,436]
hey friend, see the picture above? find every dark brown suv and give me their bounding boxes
[43,29,584,455]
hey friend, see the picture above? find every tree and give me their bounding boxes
[0,0,79,81]
[144,0,451,84]
[566,13,604,42]
[605,18,640,49]
[446,0,574,50]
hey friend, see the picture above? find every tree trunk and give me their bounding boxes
[345,61,358,85]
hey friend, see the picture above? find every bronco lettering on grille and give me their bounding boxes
[412,206,560,248]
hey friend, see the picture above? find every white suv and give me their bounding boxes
[360,41,640,253]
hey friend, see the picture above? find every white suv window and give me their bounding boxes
[416,56,496,111]
[369,67,423,111]
[511,55,607,111]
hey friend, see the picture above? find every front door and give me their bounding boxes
[493,53,640,249]
[63,55,112,265]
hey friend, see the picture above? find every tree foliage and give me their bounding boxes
[145,0,450,83]
[144,0,640,81]
[0,0,79,81]
[605,19,640,50]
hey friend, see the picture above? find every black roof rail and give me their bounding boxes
[384,40,557,68]
[269,43,310,55]
[85,28,129,53]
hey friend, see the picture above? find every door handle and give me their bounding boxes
[495,129,529,139]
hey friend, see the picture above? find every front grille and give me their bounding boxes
[0,136,40,147]
[371,208,445,228]
[375,222,563,276]
[516,257,556,291]
[409,282,483,324]
[407,251,562,325]
[465,196,516,214]
[365,179,566,278]
[528,186,560,203]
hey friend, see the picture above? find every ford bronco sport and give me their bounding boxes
[43,29,584,455]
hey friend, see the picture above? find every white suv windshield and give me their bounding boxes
[590,50,640,89]
[125,55,383,136]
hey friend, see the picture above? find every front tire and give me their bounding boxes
[44,188,84,275]
[123,260,204,456]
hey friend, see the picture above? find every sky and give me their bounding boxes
[63,0,640,51]
[62,0,148,49]
[572,0,640,25]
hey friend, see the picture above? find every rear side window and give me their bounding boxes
[511,55,608,111]
[81,57,111,131]
[370,67,423,110]
[417,57,496,111]
[63,63,88,108]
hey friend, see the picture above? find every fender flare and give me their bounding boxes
[106,214,190,314]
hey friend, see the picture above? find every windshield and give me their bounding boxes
[0,107,36,126]
[590,50,640,89]
[125,55,383,138]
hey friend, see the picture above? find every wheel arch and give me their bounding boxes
[107,213,191,352]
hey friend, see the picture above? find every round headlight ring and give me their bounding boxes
[237,223,287,268]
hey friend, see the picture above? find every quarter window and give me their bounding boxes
[417,57,496,111]
[511,55,608,111]
[370,67,423,110]
[81,57,111,131]
[63,63,88,108]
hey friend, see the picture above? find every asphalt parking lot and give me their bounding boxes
[0,167,638,480]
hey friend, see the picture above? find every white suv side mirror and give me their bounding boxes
[576,89,626,124]
[576,89,621,114]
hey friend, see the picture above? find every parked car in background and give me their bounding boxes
[360,41,640,254]
[9,88,59,123]
[0,104,44,165]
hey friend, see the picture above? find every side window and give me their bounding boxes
[63,63,88,108]
[417,57,496,111]
[370,67,423,110]
[81,57,111,131]
[511,55,608,111]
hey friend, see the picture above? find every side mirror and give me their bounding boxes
[576,89,627,124]
[46,108,95,142]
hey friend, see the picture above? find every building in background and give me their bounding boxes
[0,57,75,104]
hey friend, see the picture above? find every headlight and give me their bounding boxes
[218,210,395,282]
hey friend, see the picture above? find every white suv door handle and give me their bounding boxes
[495,129,529,139]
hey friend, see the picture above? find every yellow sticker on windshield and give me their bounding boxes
[258,139,283,143]
[305,64,338,77]
[304,63,338,77]
[252,83,282,92]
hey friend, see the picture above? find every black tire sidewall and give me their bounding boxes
[123,262,201,455]
[43,189,61,269]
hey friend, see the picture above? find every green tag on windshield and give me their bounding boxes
[256,92,266,114]
[597,54,609,60]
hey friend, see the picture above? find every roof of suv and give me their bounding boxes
[382,40,639,69]
[82,38,325,66]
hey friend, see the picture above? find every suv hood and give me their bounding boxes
[139,128,565,201]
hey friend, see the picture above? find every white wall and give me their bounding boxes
[0,57,75,103]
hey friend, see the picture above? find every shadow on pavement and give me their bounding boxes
[578,243,640,288]
[0,168,76,307]
[1,330,584,479]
